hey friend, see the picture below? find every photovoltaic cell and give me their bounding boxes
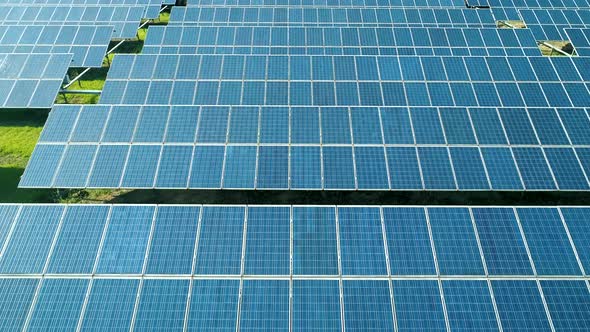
[292,207,338,275]
[517,208,582,275]
[188,279,239,331]
[382,207,436,275]
[561,207,590,273]
[428,208,485,275]
[134,279,190,331]
[0,205,64,274]
[292,280,342,331]
[338,207,387,276]
[0,278,38,331]
[442,280,499,331]
[46,205,109,273]
[472,208,533,275]
[492,280,552,332]
[194,206,244,275]
[145,206,200,275]
[28,278,88,331]
[80,279,139,330]
[239,280,290,332]
[343,280,394,332]
[540,280,590,331]
[244,207,290,275]
[393,280,446,332]
[95,205,154,274]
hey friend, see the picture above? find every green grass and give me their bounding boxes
[0,111,55,203]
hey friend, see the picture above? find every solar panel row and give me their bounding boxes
[0,205,589,276]
[168,6,496,26]
[3,277,587,331]
[0,5,145,38]
[142,26,540,56]
[22,105,590,189]
[183,0,465,6]
[0,204,589,331]
[0,25,113,67]
[98,54,590,108]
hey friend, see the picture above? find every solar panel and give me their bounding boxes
[392,279,446,331]
[540,280,590,330]
[169,7,493,26]
[0,5,144,38]
[239,280,290,331]
[0,278,39,331]
[0,25,113,67]
[0,53,72,108]
[22,104,590,190]
[142,26,539,56]
[134,279,190,331]
[517,207,583,275]
[80,278,139,330]
[0,204,588,329]
[491,280,552,331]
[97,54,590,108]
[27,278,88,331]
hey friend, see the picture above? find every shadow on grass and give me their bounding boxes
[108,189,590,206]
[0,167,54,203]
[0,109,49,127]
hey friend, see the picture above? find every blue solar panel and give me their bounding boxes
[418,147,457,190]
[540,280,590,331]
[428,208,485,275]
[239,280,290,331]
[28,278,88,331]
[561,208,590,273]
[449,147,491,190]
[0,53,71,108]
[244,207,290,275]
[382,207,436,275]
[188,279,239,331]
[0,278,38,331]
[393,280,446,332]
[472,208,534,275]
[480,147,524,190]
[95,205,154,274]
[343,280,393,332]
[517,208,582,275]
[442,280,499,331]
[145,206,200,275]
[0,205,589,328]
[194,206,244,275]
[290,281,342,330]
[134,279,190,331]
[0,25,112,67]
[292,207,338,275]
[0,205,19,254]
[492,280,552,332]
[338,207,387,276]
[81,279,139,330]
[0,205,63,274]
[46,205,109,273]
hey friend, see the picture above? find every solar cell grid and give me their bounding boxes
[99,54,590,109]
[0,53,72,108]
[24,104,590,190]
[0,5,144,38]
[0,25,113,67]
[169,6,495,27]
[0,205,588,329]
[143,26,540,56]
